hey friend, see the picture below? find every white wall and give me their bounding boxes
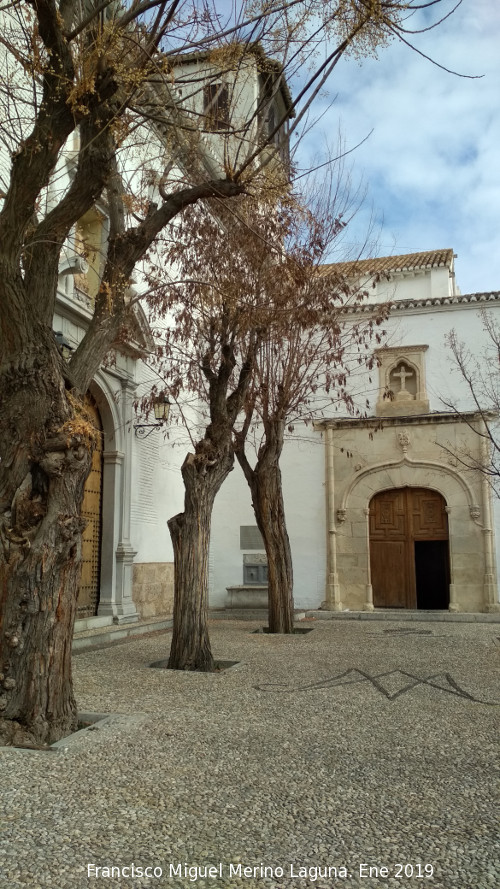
[129,364,189,564]
[209,426,327,610]
[383,302,495,412]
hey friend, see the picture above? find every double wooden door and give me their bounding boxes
[369,487,450,609]
[77,396,103,618]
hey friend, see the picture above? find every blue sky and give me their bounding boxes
[293,0,500,294]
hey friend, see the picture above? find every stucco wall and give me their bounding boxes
[127,274,500,616]
[210,431,327,610]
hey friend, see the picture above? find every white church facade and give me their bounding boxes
[56,120,500,624]
[69,237,500,625]
[3,9,496,626]
[208,249,500,615]
[57,242,500,625]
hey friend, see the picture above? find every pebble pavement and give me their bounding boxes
[0,617,499,889]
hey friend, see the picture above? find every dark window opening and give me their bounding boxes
[203,83,230,131]
[265,104,289,167]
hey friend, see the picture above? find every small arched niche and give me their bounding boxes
[375,345,430,416]
[389,359,418,401]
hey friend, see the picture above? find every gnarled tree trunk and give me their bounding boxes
[167,329,261,671]
[236,419,294,634]
[0,340,94,747]
[252,461,294,634]
[168,449,234,671]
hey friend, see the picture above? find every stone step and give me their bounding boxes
[304,609,500,623]
[209,608,307,621]
[72,616,173,653]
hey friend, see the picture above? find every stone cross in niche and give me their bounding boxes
[394,364,413,390]
[393,363,414,400]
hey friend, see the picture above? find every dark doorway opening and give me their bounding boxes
[414,540,450,610]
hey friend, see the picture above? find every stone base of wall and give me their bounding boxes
[132,562,174,619]
[226,585,268,608]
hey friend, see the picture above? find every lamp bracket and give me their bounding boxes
[134,424,162,439]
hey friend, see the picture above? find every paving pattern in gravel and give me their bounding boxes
[1,618,499,889]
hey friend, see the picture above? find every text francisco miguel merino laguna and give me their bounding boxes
[87,864,350,880]
[87,861,435,880]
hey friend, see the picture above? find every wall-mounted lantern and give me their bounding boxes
[134,393,171,438]
[54,330,74,361]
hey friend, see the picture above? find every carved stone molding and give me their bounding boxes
[397,429,411,455]
[338,454,477,516]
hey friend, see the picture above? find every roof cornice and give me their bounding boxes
[315,409,498,432]
[344,291,500,316]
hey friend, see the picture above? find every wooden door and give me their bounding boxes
[369,488,449,609]
[77,396,103,618]
[370,489,409,607]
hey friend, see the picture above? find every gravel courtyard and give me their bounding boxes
[1,617,499,889]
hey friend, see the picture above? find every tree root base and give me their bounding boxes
[0,716,78,749]
[151,659,239,672]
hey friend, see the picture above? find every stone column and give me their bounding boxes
[321,426,343,611]
[98,449,123,618]
[363,507,374,611]
[98,379,139,623]
[480,432,500,612]
[445,505,459,613]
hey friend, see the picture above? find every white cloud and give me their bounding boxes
[294,0,500,293]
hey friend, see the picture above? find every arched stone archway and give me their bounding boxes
[320,416,499,615]
[339,460,481,613]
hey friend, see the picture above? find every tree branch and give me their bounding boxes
[70,178,245,392]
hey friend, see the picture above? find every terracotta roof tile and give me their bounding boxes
[320,249,454,278]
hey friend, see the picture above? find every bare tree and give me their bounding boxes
[147,195,299,669]
[234,189,388,634]
[148,175,385,658]
[0,0,461,743]
[442,313,500,491]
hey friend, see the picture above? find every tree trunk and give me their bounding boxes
[0,343,94,746]
[252,461,295,633]
[236,421,295,634]
[167,451,233,671]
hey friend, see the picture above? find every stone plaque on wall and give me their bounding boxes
[240,526,265,550]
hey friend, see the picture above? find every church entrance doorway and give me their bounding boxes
[369,487,450,610]
[77,395,103,618]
